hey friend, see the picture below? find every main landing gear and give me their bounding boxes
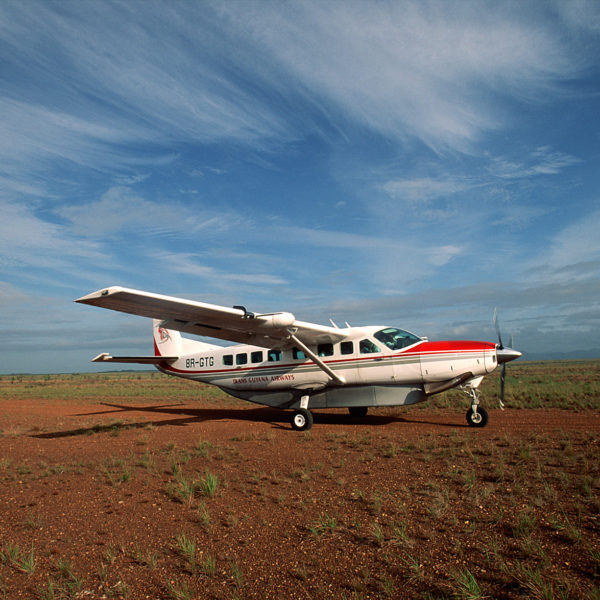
[465,386,488,428]
[291,394,313,431]
[291,408,313,431]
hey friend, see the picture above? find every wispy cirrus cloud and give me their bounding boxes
[523,208,600,280]
[0,0,591,186]
[0,198,104,271]
[487,147,581,179]
[56,187,240,239]
[215,0,589,151]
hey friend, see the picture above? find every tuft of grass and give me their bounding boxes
[512,510,537,538]
[175,533,197,574]
[197,500,211,530]
[201,554,217,576]
[194,438,213,457]
[372,522,385,546]
[198,471,219,498]
[167,577,192,600]
[309,513,338,535]
[504,561,555,600]
[449,568,485,599]
[0,542,35,574]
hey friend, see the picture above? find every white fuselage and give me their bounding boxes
[156,325,498,401]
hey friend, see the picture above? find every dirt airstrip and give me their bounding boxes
[0,393,599,599]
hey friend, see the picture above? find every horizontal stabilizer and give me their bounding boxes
[92,353,178,364]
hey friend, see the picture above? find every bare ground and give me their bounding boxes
[0,397,599,599]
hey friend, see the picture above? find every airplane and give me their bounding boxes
[76,286,521,431]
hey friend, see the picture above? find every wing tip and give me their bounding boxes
[75,286,124,304]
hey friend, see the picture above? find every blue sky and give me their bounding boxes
[1,0,600,373]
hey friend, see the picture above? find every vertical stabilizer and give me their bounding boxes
[153,319,220,357]
[153,319,182,357]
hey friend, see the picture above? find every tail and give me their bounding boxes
[153,320,219,357]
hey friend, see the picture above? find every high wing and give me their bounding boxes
[76,286,346,349]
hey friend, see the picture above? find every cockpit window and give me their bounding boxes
[374,328,421,351]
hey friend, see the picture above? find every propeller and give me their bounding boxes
[493,308,521,409]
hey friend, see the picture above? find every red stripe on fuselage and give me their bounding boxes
[404,340,496,356]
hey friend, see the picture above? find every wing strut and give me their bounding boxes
[288,334,346,385]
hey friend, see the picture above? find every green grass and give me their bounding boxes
[175,533,197,574]
[0,372,238,405]
[427,359,600,410]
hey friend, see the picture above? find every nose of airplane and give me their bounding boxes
[496,347,522,364]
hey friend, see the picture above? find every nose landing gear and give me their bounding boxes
[465,386,488,428]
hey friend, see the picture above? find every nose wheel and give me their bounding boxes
[466,405,488,427]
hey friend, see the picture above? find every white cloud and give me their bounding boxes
[0,0,591,184]
[0,198,104,270]
[380,178,470,204]
[530,209,600,277]
[487,147,580,179]
[215,0,586,151]
[57,187,239,238]
[154,252,288,286]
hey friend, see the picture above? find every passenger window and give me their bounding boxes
[360,339,381,354]
[236,353,248,365]
[317,343,333,357]
[223,354,233,366]
[251,351,263,364]
[293,347,306,360]
[268,350,282,362]
[340,341,354,355]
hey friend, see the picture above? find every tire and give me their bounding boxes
[466,406,488,428]
[348,406,368,418]
[291,408,313,431]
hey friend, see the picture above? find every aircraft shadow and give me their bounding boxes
[31,402,465,439]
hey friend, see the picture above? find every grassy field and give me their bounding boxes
[2,358,599,410]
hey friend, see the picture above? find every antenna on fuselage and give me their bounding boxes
[329,318,339,328]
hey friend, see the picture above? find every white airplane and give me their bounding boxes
[76,287,521,431]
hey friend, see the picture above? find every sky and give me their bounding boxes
[1,0,600,373]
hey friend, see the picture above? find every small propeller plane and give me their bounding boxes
[76,286,521,431]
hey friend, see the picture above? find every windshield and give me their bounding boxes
[374,327,421,351]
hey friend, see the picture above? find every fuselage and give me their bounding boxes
[155,325,498,397]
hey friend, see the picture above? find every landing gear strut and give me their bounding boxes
[465,386,488,428]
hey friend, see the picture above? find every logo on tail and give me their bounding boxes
[158,327,171,344]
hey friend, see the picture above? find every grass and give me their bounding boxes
[309,513,338,535]
[427,359,600,410]
[175,533,197,574]
[167,577,192,600]
[0,542,35,574]
[198,471,219,497]
[449,568,485,599]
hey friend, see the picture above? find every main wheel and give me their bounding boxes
[466,406,488,428]
[291,408,313,431]
[348,406,368,418]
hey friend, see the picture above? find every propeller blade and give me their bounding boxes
[500,363,506,408]
[493,307,504,349]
